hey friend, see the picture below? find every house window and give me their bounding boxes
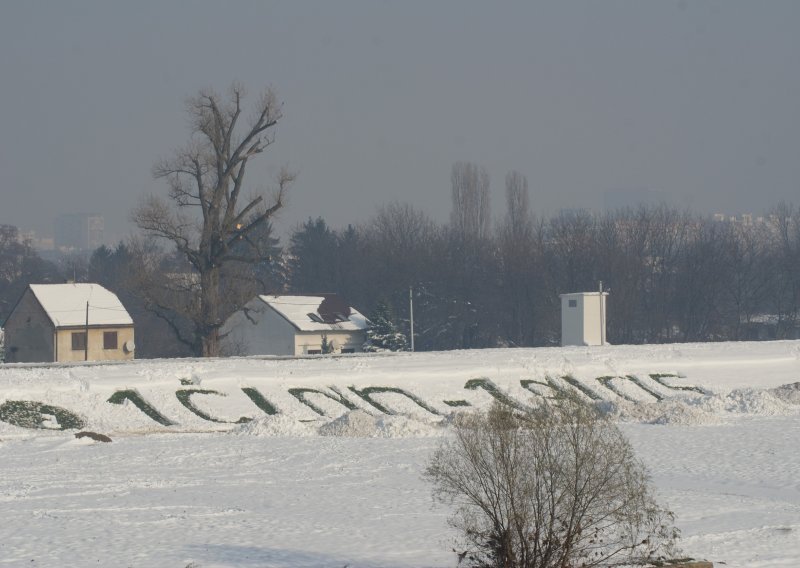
[71,332,87,351]
[341,348,355,354]
[307,349,322,355]
[103,331,118,350]
[568,299,577,308]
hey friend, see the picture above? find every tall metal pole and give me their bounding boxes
[598,280,605,346]
[409,287,415,352]
[85,301,89,361]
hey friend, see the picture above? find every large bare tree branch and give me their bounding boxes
[131,84,294,356]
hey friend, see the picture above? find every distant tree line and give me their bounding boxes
[285,188,800,351]
[2,163,799,357]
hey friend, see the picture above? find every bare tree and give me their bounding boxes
[497,172,538,346]
[447,162,494,348]
[426,397,679,568]
[769,203,800,337]
[545,209,599,294]
[451,162,491,245]
[673,220,728,341]
[360,202,448,349]
[718,221,773,339]
[503,171,530,239]
[364,202,440,295]
[132,84,294,356]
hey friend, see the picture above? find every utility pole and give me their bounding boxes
[409,287,415,352]
[84,301,89,361]
[598,280,605,346]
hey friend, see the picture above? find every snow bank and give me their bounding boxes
[318,410,444,438]
[600,384,800,425]
[228,415,318,437]
[770,381,800,405]
[1,340,799,436]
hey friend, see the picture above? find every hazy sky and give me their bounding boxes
[1,1,798,243]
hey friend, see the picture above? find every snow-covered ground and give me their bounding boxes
[1,341,799,567]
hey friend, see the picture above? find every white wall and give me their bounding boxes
[561,294,584,346]
[221,299,296,356]
[221,299,367,356]
[561,292,607,346]
[294,330,366,355]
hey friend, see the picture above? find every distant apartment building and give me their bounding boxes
[16,229,55,251]
[54,213,104,251]
[712,213,767,226]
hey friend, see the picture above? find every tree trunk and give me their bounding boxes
[200,264,221,357]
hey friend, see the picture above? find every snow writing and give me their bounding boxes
[107,389,175,426]
[175,389,251,424]
[240,386,279,416]
[0,400,86,430]
[0,373,714,430]
[348,385,442,416]
[288,387,358,416]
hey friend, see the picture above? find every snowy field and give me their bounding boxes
[1,341,799,567]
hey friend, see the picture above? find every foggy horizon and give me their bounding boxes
[1,1,798,245]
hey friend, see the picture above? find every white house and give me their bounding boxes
[221,294,368,356]
[3,283,135,363]
[560,291,608,347]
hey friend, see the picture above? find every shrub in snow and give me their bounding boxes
[425,395,679,568]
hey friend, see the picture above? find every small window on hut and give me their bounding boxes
[568,299,577,308]
[103,331,118,350]
[72,332,87,351]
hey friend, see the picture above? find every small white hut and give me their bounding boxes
[559,291,608,347]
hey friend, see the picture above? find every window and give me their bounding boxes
[341,348,355,354]
[568,299,577,308]
[103,331,118,350]
[71,332,87,351]
[307,349,322,355]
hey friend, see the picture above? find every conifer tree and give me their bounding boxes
[363,301,409,352]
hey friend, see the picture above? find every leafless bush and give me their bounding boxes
[425,396,679,567]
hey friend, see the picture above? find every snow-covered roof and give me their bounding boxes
[29,284,133,328]
[258,295,368,332]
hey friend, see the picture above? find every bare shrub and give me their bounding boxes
[425,396,679,567]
